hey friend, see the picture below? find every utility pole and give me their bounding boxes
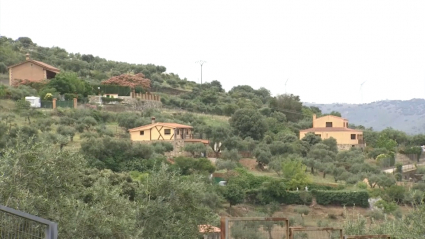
[196,60,206,85]
[360,81,366,104]
[285,79,289,94]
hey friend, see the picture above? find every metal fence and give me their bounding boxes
[344,235,390,239]
[0,205,58,239]
[289,227,343,239]
[56,100,74,108]
[221,217,289,239]
[40,101,53,109]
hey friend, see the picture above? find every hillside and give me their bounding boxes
[304,98,425,134]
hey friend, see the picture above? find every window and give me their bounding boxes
[164,129,171,135]
[186,129,189,135]
[177,129,180,134]
[351,134,356,140]
[315,134,321,137]
[326,122,333,127]
[139,131,144,135]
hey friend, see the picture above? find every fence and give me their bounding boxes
[40,101,53,109]
[56,100,74,108]
[289,227,343,239]
[220,217,289,239]
[0,205,58,239]
[344,236,390,239]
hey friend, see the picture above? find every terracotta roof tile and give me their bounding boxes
[128,122,193,132]
[8,60,60,73]
[31,60,60,72]
[300,127,363,133]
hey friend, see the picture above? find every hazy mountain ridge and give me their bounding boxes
[304,98,425,134]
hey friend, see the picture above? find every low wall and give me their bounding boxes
[337,144,365,151]
[134,139,190,158]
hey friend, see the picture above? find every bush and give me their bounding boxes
[312,190,369,207]
[101,97,124,103]
[367,210,384,220]
[356,182,368,190]
[281,191,312,205]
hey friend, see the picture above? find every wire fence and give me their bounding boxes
[289,227,343,239]
[344,236,390,239]
[0,205,57,239]
[222,217,289,239]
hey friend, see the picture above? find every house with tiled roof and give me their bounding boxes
[128,117,209,148]
[8,53,60,86]
[299,114,365,150]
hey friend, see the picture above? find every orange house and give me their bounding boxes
[299,114,365,150]
[8,53,60,86]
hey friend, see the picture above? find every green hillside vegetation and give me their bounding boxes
[2,36,425,238]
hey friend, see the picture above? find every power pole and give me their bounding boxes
[360,81,366,104]
[196,60,206,85]
[285,79,289,94]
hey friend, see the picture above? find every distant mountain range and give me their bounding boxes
[304,99,425,134]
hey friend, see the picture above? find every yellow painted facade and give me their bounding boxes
[129,124,193,142]
[299,114,364,147]
[313,115,348,128]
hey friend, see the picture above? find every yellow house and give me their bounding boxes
[128,117,209,145]
[299,114,365,150]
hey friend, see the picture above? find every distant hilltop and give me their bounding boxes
[304,98,425,134]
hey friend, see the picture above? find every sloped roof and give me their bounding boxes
[300,127,363,133]
[8,60,60,73]
[128,122,193,132]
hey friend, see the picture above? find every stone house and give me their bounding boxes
[8,53,60,85]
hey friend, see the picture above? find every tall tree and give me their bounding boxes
[269,94,303,122]
[229,109,267,140]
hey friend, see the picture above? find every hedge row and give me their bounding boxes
[245,189,369,207]
[311,190,369,208]
[281,191,312,205]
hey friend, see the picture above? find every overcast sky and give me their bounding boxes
[1,0,425,104]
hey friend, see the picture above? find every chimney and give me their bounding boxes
[25,53,30,61]
[151,117,156,124]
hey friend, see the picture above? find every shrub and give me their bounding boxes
[294,205,310,217]
[281,191,312,205]
[312,190,369,207]
[356,182,368,190]
[101,97,124,103]
[367,210,384,220]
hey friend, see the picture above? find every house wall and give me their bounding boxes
[9,62,45,85]
[299,131,363,145]
[105,94,119,98]
[313,115,348,128]
[130,126,182,141]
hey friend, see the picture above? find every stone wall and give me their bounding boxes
[134,139,190,158]
[337,144,365,151]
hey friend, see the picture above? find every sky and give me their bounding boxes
[1,0,425,104]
